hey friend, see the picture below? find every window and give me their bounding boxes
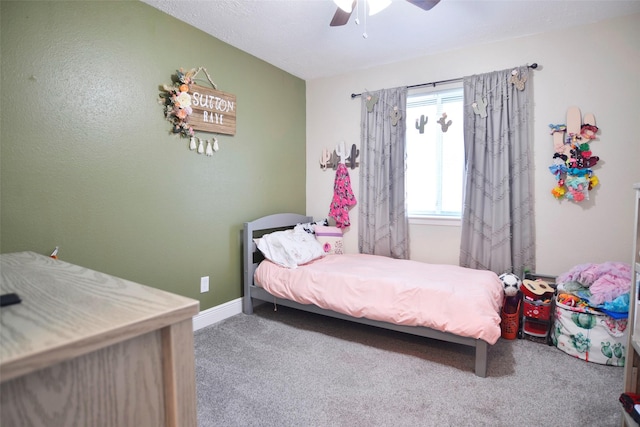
[406,84,464,220]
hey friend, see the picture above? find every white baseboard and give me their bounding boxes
[193,297,243,331]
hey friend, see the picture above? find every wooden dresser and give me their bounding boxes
[0,251,199,427]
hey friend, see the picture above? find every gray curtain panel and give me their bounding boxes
[459,66,535,277]
[358,87,410,259]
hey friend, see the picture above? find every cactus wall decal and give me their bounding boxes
[329,150,340,170]
[415,114,428,134]
[472,98,488,118]
[366,94,379,112]
[390,106,401,126]
[346,144,359,169]
[437,113,452,132]
[319,144,360,170]
[320,148,331,170]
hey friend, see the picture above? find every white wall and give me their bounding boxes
[306,13,640,276]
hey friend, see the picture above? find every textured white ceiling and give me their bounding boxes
[142,0,640,80]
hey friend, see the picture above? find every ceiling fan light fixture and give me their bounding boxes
[367,0,392,16]
[333,0,354,13]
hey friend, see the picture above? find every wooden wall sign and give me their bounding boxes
[188,84,236,136]
[159,67,236,156]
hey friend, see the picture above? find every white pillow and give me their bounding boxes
[257,225,325,268]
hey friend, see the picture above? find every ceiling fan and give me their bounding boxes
[330,0,441,27]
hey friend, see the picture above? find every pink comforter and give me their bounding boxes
[254,254,504,344]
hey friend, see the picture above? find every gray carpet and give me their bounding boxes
[194,304,624,427]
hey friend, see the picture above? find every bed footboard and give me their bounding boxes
[246,284,490,377]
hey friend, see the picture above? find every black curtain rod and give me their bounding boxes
[350,63,539,99]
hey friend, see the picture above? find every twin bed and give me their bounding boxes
[242,213,504,377]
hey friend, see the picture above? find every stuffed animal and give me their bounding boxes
[499,272,522,315]
[499,272,521,297]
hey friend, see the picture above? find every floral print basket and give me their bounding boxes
[551,298,627,366]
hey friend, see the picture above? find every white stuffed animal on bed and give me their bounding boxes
[499,273,521,297]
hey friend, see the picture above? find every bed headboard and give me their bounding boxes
[242,213,313,314]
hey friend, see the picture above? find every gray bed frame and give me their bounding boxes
[242,212,490,377]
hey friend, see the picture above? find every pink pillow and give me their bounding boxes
[314,225,344,255]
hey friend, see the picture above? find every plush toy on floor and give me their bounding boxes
[499,273,522,314]
[499,273,521,297]
[499,272,523,340]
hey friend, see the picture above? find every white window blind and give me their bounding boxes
[406,85,464,219]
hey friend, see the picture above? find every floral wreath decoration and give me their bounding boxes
[159,67,219,156]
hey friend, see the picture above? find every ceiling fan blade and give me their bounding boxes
[330,0,356,27]
[405,0,441,11]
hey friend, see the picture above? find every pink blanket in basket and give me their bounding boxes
[254,254,503,344]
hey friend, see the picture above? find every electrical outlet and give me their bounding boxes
[200,276,209,293]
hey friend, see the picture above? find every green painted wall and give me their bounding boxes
[0,1,306,310]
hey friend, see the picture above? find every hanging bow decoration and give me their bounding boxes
[548,107,601,203]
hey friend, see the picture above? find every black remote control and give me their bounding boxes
[0,293,22,307]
